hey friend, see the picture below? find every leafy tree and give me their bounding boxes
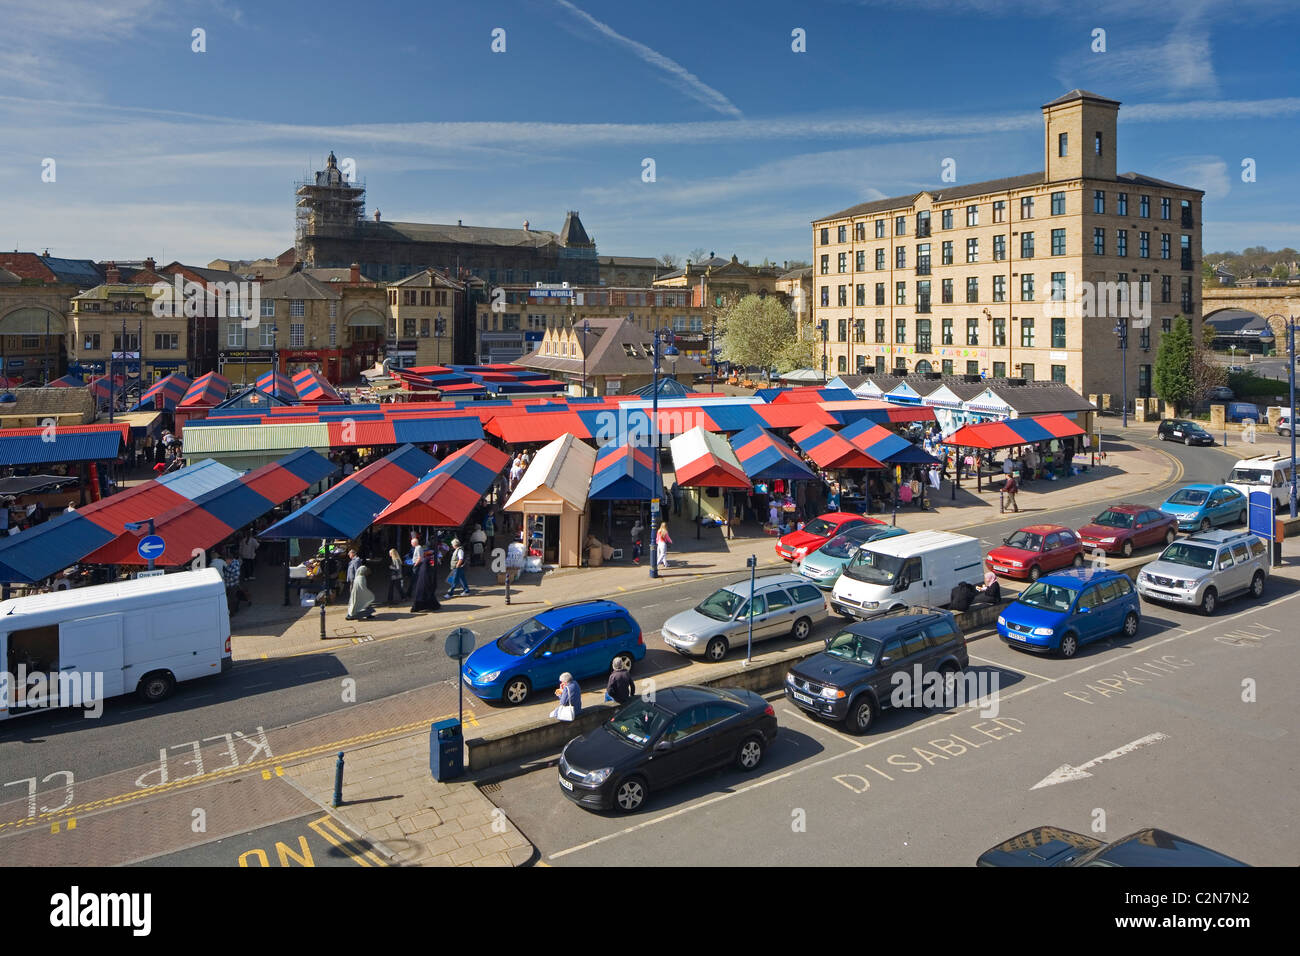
[776,323,817,373]
[1200,321,1218,350]
[1153,315,1195,412]
[1273,263,1291,279]
[717,294,796,372]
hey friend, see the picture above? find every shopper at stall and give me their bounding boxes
[346,565,376,621]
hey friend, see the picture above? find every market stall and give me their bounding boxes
[503,433,596,569]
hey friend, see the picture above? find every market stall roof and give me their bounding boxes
[291,368,343,404]
[821,399,936,426]
[942,413,1086,450]
[253,369,300,402]
[751,402,838,430]
[587,441,656,501]
[789,423,882,470]
[82,449,336,566]
[770,387,859,404]
[0,458,242,583]
[373,440,509,528]
[0,422,129,467]
[0,474,80,497]
[129,372,192,412]
[46,374,85,388]
[669,426,751,489]
[839,420,940,465]
[179,371,231,407]
[260,443,436,540]
[179,415,482,454]
[504,433,596,515]
[730,425,817,482]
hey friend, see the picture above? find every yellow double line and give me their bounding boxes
[308,814,388,867]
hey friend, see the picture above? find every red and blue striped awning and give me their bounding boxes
[255,369,299,402]
[839,420,939,464]
[87,376,121,402]
[822,399,935,426]
[943,413,1085,450]
[373,439,509,528]
[588,441,656,501]
[131,373,192,412]
[82,449,337,566]
[752,403,838,430]
[669,426,750,489]
[260,443,435,540]
[47,374,85,388]
[180,371,231,407]
[0,458,241,583]
[790,423,883,470]
[291,368,343,403]
[771,387,858,404]
[730,425,817,482]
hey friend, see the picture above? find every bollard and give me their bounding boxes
[319,600,326,640]
[332,751,345,806]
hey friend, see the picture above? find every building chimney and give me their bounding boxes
[143,257,156,272]
[350,262,361,284]
[105,261,120,284]
[457,219,463,227]
[373,210,381,222]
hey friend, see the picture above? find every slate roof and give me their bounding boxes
[361,220,562,249]
[260,271,341,300]
[515,316,707,378]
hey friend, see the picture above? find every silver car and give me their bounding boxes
[661,573,826,661]
[1136,529,1269,615]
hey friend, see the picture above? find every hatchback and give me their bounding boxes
[977,827,1249,867]
[996,568,1140,658]
[1077,504,1177,557]
[1158,484,1246,532]
[985,524,1084,581]
[1136,529,1269,615]
[775,511,875,561]
[661,573,825,661]
[795,524,908,590]
[461,601,645,705]
[1156,419,1214,446]
[558,685,777,812]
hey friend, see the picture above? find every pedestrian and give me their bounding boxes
[240,532,259,581]
[484,510,496,553]
[670,480,683,516]
[655,521,672,569]
[1001,472,1019,513]
[469,523,487,566]
[409,548,441,613]
[222,551,244,614]
[346,548,361,586]
[208,550,226,580]
[826,481,840,512]
[386,548,407,604]
[605,657,635,705]
[346,564,376,620]
[550,672,581,721]
[443,537,471,599]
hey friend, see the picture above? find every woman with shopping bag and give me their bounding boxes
[550,673,582,721]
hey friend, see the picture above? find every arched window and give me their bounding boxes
[915,360,933,374]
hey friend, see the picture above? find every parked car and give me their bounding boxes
[557,685,777,812]
[1208,386,1234,402]
[977,827,1249,867]
[795,524,909,590]
[775,511,876,561]
[830,530,983,619]
[1136,529,1269,615]
[1077,504,1178,557]
[1276,409,1293,437]
[1156,419,1214,445]
[461,601,645,705]
[985,524,1084,581]
[1227,364,1246,374]
[1158,484,1247,532]
[661,573,826,661]
[1226,454,1295,509]
[785,607,969,734]
[1225,401,1261,423]
[996,568,1140,658]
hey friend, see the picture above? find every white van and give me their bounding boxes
[830,530,984,619]
[0,569,231,720]
[1225,454,1294,510]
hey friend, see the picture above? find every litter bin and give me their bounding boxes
[430,718,463,781]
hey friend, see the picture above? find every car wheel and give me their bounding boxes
[705,636,729,662]
[1072,553,1084,567]
[1250,571,1265,599]
[611,652,634,672]
[1058,631,1080,659]
[503,676,532,705]
[790,616,812,641]
[1028,564,1041,582]
[1121,539,1134,558]
[1121,611,1139,638]
[1237,509,1247,525]
[938,665,962,707]
[613,776,648,813]
[736,735,765,771]
[1199,517,1211,533]
[1185,436,1193,446]
[137,671,175,703]
[1200,587,1217,616]
[844,696,875,735]
[1158,431,1167,441]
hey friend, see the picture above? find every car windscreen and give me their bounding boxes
[1159,543,1216,570]
[606,701,672,747]
[819,534,856,558]
[824,630,883,665]
[1093,510,1134,528]
[696,587,744,621]
[1017,582,1078,612]
[1167,489,1208,505]
[843,549,904,584]
[1228,468,1271,484]
[804,517,836,537]
[1005,530,1043,551]
[496,618,550,655]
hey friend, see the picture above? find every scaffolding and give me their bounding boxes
[295,152,366,264]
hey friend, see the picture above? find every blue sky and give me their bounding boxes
[1,0,1297,267]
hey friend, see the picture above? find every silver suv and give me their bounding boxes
[1136,529,1269,615]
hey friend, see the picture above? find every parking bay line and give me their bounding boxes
[968,654,1054,682]
[548,591,1299,862]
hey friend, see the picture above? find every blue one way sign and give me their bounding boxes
[138,534,166,561]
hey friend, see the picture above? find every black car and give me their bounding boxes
[977,826,1249,867]
[785,607,968,734]
[558,685,777,813]
[1157,419,1214,445]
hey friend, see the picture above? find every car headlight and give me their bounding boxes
[1099,536,1116,543]
[1007,559,1023,567]
[582,768,613,785]
[477,670,500,683]
[786,672,796,685]
[997,615,1006,626]
[819,686,846,700]
[862,601,879,609]
[1032,627,1055,636]
[796,546,809,558]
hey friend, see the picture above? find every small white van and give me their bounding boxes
[830,530,984,619]
[1226,454,1294,510]
[0,569,231,720]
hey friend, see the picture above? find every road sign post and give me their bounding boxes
[137,534,165,572]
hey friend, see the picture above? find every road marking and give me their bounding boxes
[1031,732,1169,789]
[246,682,271,689]
[403,651,425,657]
[307,814,388,867]
[354,660,378,667]
[968,654,1053,682]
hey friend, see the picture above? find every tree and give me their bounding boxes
[1200,321,1219,350]
[1190,345,1227,408]
[659,253,679,270]
[717,294,796,372]
[687,248,708,265]
[1153,316,1196,412]
[776,323,817,373]
[1272,263,1291,279]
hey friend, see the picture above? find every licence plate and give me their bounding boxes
[792,691,815,705]
[1008,630,1029,641]
[559,777,573,791]
[993,566,1010,573]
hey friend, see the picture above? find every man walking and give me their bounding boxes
[443,537,471,599]
[1001,472,1019,513]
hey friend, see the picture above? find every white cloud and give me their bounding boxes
[1162,157,1232,201]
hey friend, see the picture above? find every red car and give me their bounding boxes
[775,512,877,561]
[985,524,1084,581]
[1077,504,1178,558]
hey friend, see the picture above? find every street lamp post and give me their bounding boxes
[581,319,590,397]
[819,319,828,385]
[1114,318,1129,427]
[1266,313,1297,518]
[648,326,678,580]
[270,326,279,400]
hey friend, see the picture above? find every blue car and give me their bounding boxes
[996,568,1140,658]
[461,601,645,705]
[1158,484,1247,533]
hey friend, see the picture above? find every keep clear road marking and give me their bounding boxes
[547,587,1300,862]
[1031,732,1170,789]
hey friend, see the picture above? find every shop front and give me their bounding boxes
[219,349,275,386]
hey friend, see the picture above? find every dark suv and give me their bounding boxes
[1157,419,1214,446]
[784,607,969,734]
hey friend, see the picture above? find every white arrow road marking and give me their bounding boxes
[1031,732,1169,790]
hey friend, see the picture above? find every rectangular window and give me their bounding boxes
[1051,272,1067,301]
[916,211,931,237]
[1020,317,1035,347]
[941,241,953,265]
[226,322,244,347]
[1161,234,1170,259]
[1051,228,1066,255]
[820,286,829,307]
[875,283,885,306]
[153,333,177,351]
[896,281,906,305]
[942,359,954,375]
[329,322,337,346]
[854,319,865,342]
[875,219,886,238]
[1181,277,1194,312]
[875,248,886,270]
[855,250,866,272]
[1020,232,1034,258]
[1117,229,1128,257]
[1181,234,1193,270]
[837,285,847,306]
[967,360,980,375]
[290,323,305,347]
[1139,231,1150,258]
[941,209,953,230]
[1140,195,1150,218]
[83,333,100,351]
[1051,191,1065,215]
[1139,325,1150,350]
[896,246,906,269]
[993,275,1006,302]
[1094,190,1105,214]
[837,225,847,243]
[1020,196,1035,219]
[1161,317,1171,333]
[1139,274,1150,307]
[966,238,979,263]
[966,317,979,345]
[966,277,979,303]
[260,298,275,317]
[1020,362,1035,380]
[916,243,930,274]
[992,201,1006,223]
[942,318,954,345]
[895,318,907,344]
[917,319,932,352]
[855,283,866,306]
[875,318,886,342]
[1051,364,1066,383]
[895,216,907,236]
[1020,274,1035,301]
[1095,131,1103,155]
[837,252,847,273]
[420,290,431,307]
[1161,275,1171,303]
[1161,197,1170,220]
[855,222,865,241]
[966,205,979,227]
[1058,132,1068,156]
[916,280,931,312]
[290,299,305,317]
[1051,317,1066,348]
[403,317,417,337]
[837,318,848,341]
[820,255,829,275]
[260,324,276,347]
[1118,193,1128,216]
[820,228,829,245]
[1094,228,1106,255]
[992,317,1006,346]
[941,278,954,304]
[993,235,1006,261]
[993,361,1006,378]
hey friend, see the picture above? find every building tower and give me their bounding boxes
[1042,89,1119,183]
[295,151,366,265]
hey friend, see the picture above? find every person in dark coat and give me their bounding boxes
[409,551,441,612]
[605,658,635,704]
